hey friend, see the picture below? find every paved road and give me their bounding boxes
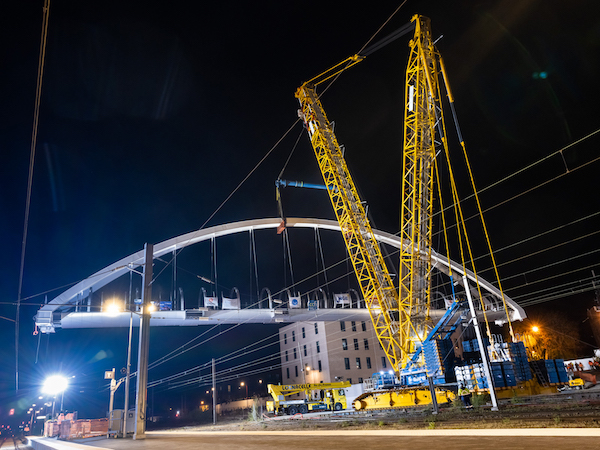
[69,429,600,450]
[0,436,31,450]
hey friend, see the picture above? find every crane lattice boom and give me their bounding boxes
[296,85,406,371]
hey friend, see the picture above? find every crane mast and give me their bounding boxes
[399,15,442,352]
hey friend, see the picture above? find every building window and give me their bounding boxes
[285,350,288,362]
[358,377,363,383]
[361,321,366,332]
[356,357,361,369]
[347,378,352,384]
[342,339,348,351]
[303,344,307,357]
[364,338,369,350]
[354,338,359,351]
[293,348,297,359]
[344,358,350,370]
[351,321,356,332]
[366,357,372,369]
[314,323,319,334]
[295,366,298,377]
[292,331,296,342]
[284,333,287,344]
[302,327,306,339]
[286,367,290,379]
[340,321,346,332]
[316,341,320,353]
[318,360,322,372]
[382,357,387,369]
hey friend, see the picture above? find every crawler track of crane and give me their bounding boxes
[353,386,455,411]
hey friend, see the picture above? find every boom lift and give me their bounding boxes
[266,381,351,415]
[295,15,512,410]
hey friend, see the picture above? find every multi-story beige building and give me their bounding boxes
[279,319,389,385]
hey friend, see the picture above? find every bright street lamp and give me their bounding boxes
[42,375,69,419]
[42,375,68,396]
[240,382,248,408]
[105,300,121,317]
[532,326,540,333]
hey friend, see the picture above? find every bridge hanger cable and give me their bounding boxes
[17,205,600,312]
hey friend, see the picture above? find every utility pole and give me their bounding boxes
[134,243,153,440]
[212,358,217,425]
[121,311,133,437]
[463,275,499,411]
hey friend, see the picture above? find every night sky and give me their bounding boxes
[2,0,600,424]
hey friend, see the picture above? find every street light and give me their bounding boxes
[532,326,540,333]
[42,375,69,419]
[240,382,248,408]
[105,301,121,316]
[101,300,135,438]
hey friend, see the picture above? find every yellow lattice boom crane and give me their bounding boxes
[398,15,444,362]
[295,15,513,409]
[296,14,442,377]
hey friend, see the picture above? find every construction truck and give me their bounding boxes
[266,381,351,415]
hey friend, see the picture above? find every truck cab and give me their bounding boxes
[266,381,350,415]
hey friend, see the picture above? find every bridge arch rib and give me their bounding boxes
[35,217,525,333]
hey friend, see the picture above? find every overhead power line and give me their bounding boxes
[16,0,51,393]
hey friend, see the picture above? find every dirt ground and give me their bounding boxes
[159,392,600,432]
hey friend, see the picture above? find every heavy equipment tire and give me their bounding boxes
[299,404,308,414]
[288,405,299,415]
[334,402,342,411]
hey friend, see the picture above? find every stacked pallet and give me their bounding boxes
[462,338,490,353]
[502,361,518,386]
[529,359,569,384]
[507,342,533,381]
[424,338,455,382]
[490,362,504,388]
[454,363,489,389]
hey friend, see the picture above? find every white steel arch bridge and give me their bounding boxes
[34,217,525,334]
